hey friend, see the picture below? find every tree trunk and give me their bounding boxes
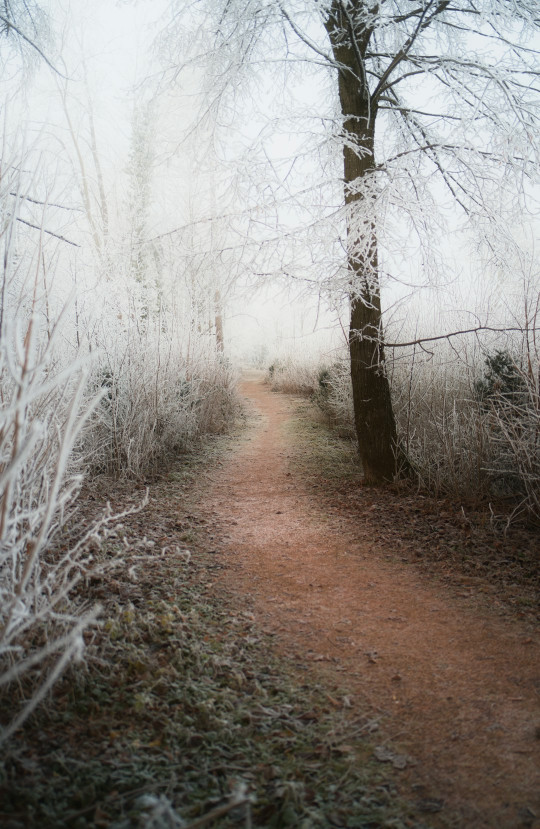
[349,280,398,483]
[325,3,398,483]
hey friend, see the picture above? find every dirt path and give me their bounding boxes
[204,374,540,828]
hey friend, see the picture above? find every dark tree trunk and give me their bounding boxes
[325,2,398,483]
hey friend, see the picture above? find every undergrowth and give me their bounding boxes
[268,343,540,523]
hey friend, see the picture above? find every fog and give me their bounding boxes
[4,0,537,372]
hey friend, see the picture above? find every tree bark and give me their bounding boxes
[325,2,398,483]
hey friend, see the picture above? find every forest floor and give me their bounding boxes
[1,372,539,828]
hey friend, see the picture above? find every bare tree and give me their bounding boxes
[161,0,540,482]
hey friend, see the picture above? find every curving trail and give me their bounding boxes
[205,374,540,828]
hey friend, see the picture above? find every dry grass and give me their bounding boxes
[266,359,320,397]
[270,346,540,522]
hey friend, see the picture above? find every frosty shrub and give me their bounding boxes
[266,357,320,396]
[474,350,540,520]
[474,350,529,406]
[85,328,239,478]
[391,354,496,499]
[307,349,497,497]
[312,358,354,435]
[0,229,238,744]
[274,341,539,520]
[195,354,241,437]
[390,345,540,519]
[267,350,354,431]
[0,295,107,745]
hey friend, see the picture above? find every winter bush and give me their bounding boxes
[0,268,105,745]
[391,344,540,518]
[312,359,355,435]
[474,350,540,519]
[0,276,240,744]
[0,159,240,744]
[0,129,111,742]
[390,353,494,499]
[474,350,529,407]
[267,351,355,430]
[266,357,322,396]
[272,341,540,520]
[85,328,239,478]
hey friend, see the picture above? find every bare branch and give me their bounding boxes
[277,1,340,69]
[10,192,84,211]
[0,13,66,77]
[371,0,451,104]
[381,326,540,349]
[15,216,80,246]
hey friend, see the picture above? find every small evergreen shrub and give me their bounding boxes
[474,350,528,407]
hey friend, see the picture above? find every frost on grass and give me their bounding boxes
[0,294,103,744]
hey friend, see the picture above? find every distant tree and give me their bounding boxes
[127,100,156,294]
[163,0,540,482]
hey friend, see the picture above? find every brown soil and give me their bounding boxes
[204,373,540,828]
